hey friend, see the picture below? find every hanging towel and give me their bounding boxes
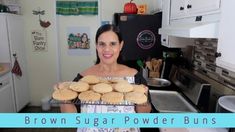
[12,57,22,77]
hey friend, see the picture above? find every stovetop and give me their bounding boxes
[148,65,211,113]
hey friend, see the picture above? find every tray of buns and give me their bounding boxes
[51,75,148,106]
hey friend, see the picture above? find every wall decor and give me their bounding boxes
[31,30,47,52]
[56,1,98,15]
[33,8,51,28]
[67,26,91,56]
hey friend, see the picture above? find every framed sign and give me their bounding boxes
[67,26,91,56]
[31,30,47,52]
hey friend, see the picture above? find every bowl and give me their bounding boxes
[147,78,171,87]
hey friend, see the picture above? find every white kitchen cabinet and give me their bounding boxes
[0,73,15,112]
[170,0,221,20]
[170,0,186,20]
[160,0,194,47]
[216,0,235,72]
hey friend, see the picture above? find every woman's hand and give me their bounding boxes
[135,85,152,113]
[60,103,77,113]
[135,103,152,113]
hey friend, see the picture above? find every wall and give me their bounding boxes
[57,15,99,81]
[19,0,162,106]
[20,0,59,106]
[59,0,162,81]
[100,0,162,23]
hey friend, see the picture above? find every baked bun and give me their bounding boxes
[101,92,124,104]
[52,89,78,101]
[92,83,113,93]
[125,91,147,104]
[78,90,101,102]
[57,82,73,89]
[81,75,100,84]
[109,78,126,83]
[114,82,133,93]
[69,81,89,92]
[132,84,146,93]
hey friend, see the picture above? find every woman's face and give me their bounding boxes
[96,31,123,65]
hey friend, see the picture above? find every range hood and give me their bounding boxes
[159,22,219,38]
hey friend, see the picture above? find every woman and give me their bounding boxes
[60,24,152,131]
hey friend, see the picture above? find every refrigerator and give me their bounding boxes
[0,13,29,112]
[114,12,163,61]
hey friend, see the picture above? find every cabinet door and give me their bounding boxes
[170,0,186,19]
[0,73,15,112]
[188,0,220,16]
[216,0,235,72]
[7,15,30,111]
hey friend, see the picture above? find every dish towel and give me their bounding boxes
[12,57,22,76]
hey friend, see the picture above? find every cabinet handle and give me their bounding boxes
[163,39,166,42]
[187,4,192,9]
[0,83,2,86]
[215,52,221,58]
[180,7,184,10]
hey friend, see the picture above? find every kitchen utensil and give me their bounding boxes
[136,60,144,68]
[145,61,152,70]
[216,95,235,113]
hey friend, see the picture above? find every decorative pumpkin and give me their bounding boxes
[124,0,138,14]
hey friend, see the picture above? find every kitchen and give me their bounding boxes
[0,0,235,131]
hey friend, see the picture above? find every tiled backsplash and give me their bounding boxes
[192,39,235,89]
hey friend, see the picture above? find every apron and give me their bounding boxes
[77,77,140,132]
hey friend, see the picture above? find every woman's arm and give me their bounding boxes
[135,103,152,113]
[134,72,152,113]
[135,85,152,113]
[60,104,77,113]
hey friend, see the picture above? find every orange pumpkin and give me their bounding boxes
[124,0,138,14]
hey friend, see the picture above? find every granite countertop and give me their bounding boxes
[0,63,11,77]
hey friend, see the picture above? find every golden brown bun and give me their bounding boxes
[101,92,124,104]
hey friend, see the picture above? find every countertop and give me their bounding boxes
[0,63,11,77]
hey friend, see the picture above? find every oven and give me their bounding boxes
[149,65,211,113]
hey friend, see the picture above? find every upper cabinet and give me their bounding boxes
[160,0,235,72]
[170,0,221,20]
[216,0,235,73]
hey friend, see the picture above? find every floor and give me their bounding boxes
[0,106,77,132]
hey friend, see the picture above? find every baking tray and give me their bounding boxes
[150,90,198,112]
[49,97,140,106]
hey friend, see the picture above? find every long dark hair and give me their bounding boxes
[95,24,124,64]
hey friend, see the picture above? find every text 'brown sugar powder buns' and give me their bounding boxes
[80,75,100,84]
[78,90,101,102]
[69,81,89,92]
[101,92,124,104]
[125,91,147,104]
[114,82,133,93]
[92,83,113,94]
[132,84,146,93]
[52,89,78,101]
